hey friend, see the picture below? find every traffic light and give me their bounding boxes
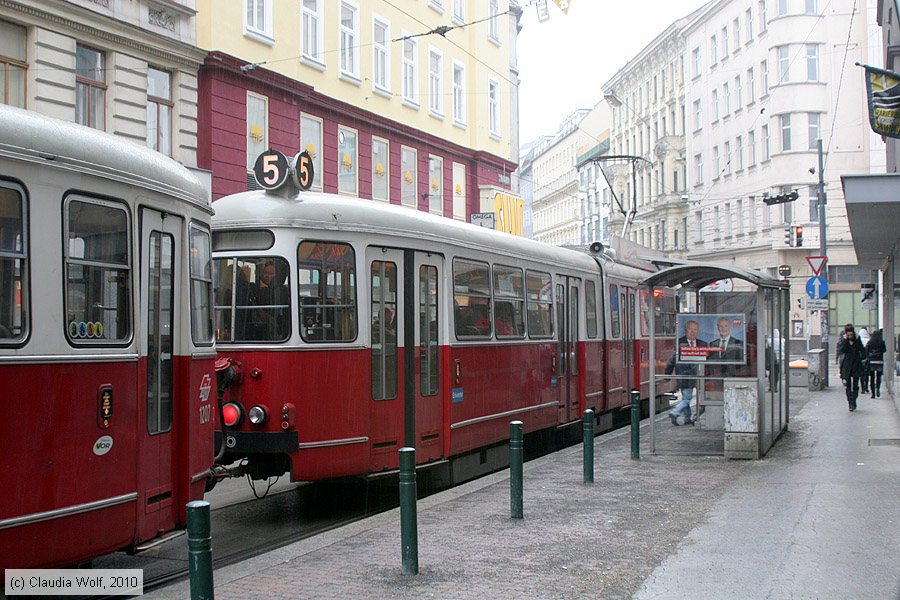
[794,225,804,247]
[784,227,793,246]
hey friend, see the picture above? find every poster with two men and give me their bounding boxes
[675,314,747,365]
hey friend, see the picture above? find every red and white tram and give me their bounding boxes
[211,181,675,485]
[0,105,217,569]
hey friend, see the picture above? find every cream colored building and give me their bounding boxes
[531,105,610,246]
[195,0,519,219]
[0,1,205,174]
[603,5,708,256]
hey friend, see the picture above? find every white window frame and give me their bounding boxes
[452,0,465,23]
[694,153,704,185]
[339,1,360,82]
[452,162,466,220]
[488,77,500,138]
[712,89,719,121]
[778,45,790,83]
[301,0,325,68]
[723,82,730,116]
[746,8,753,41]
[402,33,419,107]
[693,99,702,131]
[452,60,466,126]
[692,47,701,78]
[781,114,792,152]
[372,15,390,94]
[763,123,771,160]
[748,67,756,104]
[400,145,418,207]
[428,47,444,117]
[761,59,769,94]
[736,135,743,170]
[488,0,500,44]
[710,35,718,66]
[371,136,390,202]
[338,126,359,196]
[735,75,742,108]
[808,112,820,149]
[777,0,788,16]
[245,0,274,44]
[713,145,720,178]
[806,44,819,81]
[759,0,768,32]
[300,113,324,191]
[749,129,757,165]
[721,26,729,59]
[246,92,268,171]
[724,141,731,174]
[733,18,741,50]
[428,155,443,215]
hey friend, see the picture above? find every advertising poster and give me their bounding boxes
[675,314,747,365]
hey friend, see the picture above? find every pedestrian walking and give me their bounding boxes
[858,327,871,393]
[865,328,887,398]
[837,328,866,411]
[665,352,699,426]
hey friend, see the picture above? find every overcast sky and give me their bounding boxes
[516,0,708,145]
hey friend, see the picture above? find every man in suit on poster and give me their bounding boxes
[710,316,743,362]
[667,320,708,425]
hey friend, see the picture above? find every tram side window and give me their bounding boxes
[654,292,677,336]
[65,198,130,343]
[213,256,291,342]
[525,270,553,338]
[453,259,491,339]
[189,225,214,345]
[493,265,525,339]
[297,241,357,342]
[0,184,26,342]
[609,284,621,338]
[585,280,599,339]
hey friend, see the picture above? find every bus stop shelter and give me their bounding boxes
[642,260,790,459]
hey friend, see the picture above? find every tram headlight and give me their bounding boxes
[248,404,268,426]
[222,402,244,427]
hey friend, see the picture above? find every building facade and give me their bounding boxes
[682,0,882,342]
[195,0,519,224]
[0,0,206,178]
[603,7,704,256]
[530,105,610,246]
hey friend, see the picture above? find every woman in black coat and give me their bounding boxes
[838,329,866,411]
[865,329,887,398]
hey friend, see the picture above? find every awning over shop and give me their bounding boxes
[840,174,900,270]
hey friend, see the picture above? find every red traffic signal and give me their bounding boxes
[794,226,804,247]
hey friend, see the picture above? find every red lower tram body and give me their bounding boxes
[0,356,215,569]
[215,337,673,484]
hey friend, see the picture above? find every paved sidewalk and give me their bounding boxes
[149,382,900,600]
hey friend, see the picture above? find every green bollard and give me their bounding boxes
[510,420,523,519]
[630,390,640,460]
[399,447,418,575]
[583,409,595,483]
[186,500,214,600]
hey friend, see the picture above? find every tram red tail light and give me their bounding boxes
[222,402,244,427]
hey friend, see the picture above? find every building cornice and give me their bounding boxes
[1,0,206,68]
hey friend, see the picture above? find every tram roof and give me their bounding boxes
[0,104,209,211]
[640,258,788,290]
[213,189,640,275]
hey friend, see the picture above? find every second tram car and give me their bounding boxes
[211,182,675,485]
[0,105,217,569]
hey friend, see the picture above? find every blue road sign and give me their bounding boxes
[806,276,829,299]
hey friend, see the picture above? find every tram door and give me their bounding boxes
[368,247,443,470]
[622,288,634,396]
[555,276,581,423]
[138,209,181,539]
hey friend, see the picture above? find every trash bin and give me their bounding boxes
[789,359,808,387]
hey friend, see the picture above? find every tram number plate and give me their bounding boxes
[199,404,211,425]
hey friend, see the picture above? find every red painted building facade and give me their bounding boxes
[197,52,515,218]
